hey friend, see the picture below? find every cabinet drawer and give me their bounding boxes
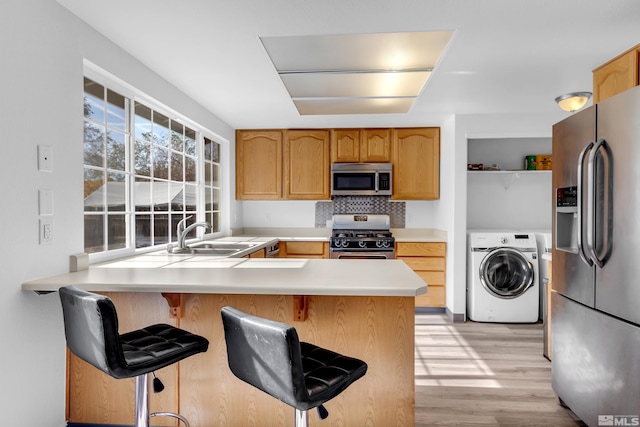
[416,285,445,307]
[414,271,445,286]
[396,242,445,257]
[283,241,328,258]
[398,257,445,271]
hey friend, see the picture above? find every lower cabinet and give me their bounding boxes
[280,241,329,258]
[396,242,446,307]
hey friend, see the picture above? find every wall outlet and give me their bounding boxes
[38,145,53,172]
[40,218,53,244]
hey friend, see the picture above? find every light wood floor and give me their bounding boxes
[414,314,586,426]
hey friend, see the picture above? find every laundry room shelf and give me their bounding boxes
[467,170,551,189]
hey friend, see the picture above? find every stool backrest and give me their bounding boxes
[59,286,124,377]
[220,306,307,409]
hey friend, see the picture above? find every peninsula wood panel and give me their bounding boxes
[283,129,330,200]
[593,44,640,103]
[397,242,446,307]
[235,130,283,199]
[179,294,415,427]
[66,292,177,426]
[392,128,440,200]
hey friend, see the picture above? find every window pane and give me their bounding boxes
[107,172,126,212]
[107,130,126,171]
[204,137,212,161]
[153,146,169,179]
[107,89,126,131]
[107,215,127,250]
[212,163,220,187]
[134,102,152,142]
[185,156,196,182]
[84,215,104,253]
[171,184,184,211]
[153,111,170,147]
[134,177,151,212]
[84,123,105,167]
[185,128,196,156]
[171,152,184,182]
[84,168,104,211]
[154,214,169,245]
[170,214,184,241]
[134,140,151,177]
[84,78,105,122]
[204,187,212,211]
[204,162,212,186]
[212,187,220,211]
[153,180,169,211]
[211,140,220,163]
[185,184,197,211]
[135,214,151,248]
[170,121,184,152]
[208,212,220,233]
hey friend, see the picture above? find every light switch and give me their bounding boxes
[39,189,53,215]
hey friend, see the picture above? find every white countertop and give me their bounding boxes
[22,258,427,297]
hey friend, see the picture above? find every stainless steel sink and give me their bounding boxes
[169,241,259,256]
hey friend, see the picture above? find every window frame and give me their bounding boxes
[84,64,225,263]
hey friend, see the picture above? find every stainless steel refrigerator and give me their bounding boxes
[551,85,640,426]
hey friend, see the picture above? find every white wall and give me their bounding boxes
[0,1,233,425]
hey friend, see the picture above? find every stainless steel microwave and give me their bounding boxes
[331,163,392,196]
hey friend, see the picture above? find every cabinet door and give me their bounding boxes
[361,129,391,162]
[593,47,639,103]
[331,129,360,163]
[281,241,328,258]
[284,129,330,200]
[392,128,440,200]
[236,130,282,199]
[396,242,446,307]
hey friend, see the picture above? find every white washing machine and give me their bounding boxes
[467,232,539,323]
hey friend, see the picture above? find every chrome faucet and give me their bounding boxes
[176,216,210,250]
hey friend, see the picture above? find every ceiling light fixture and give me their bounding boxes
[555,91,592,112]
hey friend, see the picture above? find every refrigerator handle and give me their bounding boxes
[586,138,607,268]
[577,141,594,267]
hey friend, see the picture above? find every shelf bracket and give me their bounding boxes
[161,293,183,319]
[293,295,308,322]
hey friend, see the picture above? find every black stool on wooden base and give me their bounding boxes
[58,286,209,427]
[220,306,367,427]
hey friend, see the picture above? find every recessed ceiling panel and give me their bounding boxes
[281,71,431,98]
[293,98,416,115]
[261,31,454,71]
[260,31,454,115]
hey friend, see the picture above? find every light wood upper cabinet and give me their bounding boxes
[593,44,640,103]
[392,127,440,200]
[361,129,391,162]
[331,129,360,163]
[236,130,283,200]
[284,129,331,200]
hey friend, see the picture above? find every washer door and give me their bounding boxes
[479,248,534,299]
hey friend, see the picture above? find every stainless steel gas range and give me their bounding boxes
[329,214,395,259]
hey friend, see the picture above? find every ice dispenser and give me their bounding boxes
[556,186,578,252]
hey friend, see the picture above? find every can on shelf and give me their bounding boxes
[525,155,537,170]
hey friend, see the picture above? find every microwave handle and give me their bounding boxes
[375,172,379,192]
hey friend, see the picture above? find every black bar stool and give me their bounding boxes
[220,306,367,427]
[58,286,209,427]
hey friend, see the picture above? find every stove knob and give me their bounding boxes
[382,240,391,248]
[358,240,367,248]
[339,239,347,248]
[376,240,384,248]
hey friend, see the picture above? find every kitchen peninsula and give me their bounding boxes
[23,253,426,426]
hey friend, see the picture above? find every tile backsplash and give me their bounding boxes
[315,196,405,228]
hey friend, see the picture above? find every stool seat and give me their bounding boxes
[59,286,209,427]
[221,306,367,426]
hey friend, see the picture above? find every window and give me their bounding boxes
[83,76,221,256]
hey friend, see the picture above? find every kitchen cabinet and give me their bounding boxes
[593,43,640,103]
[331,128,391,163]
[397,242,446,307]
[392,127,440,200]
[284,129,331,199]
[280,241,329,258]
[236,130,283,200]
[236,129,330,200]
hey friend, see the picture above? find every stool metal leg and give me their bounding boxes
[134,374,150,427]
[294,408,309,427]
[151,412,190,427]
